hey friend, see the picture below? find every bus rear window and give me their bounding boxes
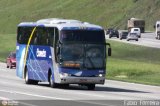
[60,30,105,43]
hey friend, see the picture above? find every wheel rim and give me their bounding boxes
[25,71,28,82]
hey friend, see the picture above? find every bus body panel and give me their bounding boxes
[16,44,54,82]
[16,44,26,78]
[27,45,52,81]
[50,47,61,83]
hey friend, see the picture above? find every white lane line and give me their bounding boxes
[0,80,107,100]
[0,96,10,100]
[0,89,71,100]
[0,79,107,99]
[0,90,115,106]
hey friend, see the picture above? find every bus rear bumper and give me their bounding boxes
[59,77,105,84]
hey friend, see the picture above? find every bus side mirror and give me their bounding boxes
[108,48,111,56]
[106,43,111,56]
[56,46,60,55]
[56,41,62,55]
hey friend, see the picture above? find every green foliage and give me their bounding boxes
[0,34,16,62]
[0,0,159,34]
[107,40,160,85]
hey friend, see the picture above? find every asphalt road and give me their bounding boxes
[106,31,160,49]
[0,62,160,106]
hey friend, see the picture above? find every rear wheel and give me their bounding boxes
[61,84,69,89]
[25,69,32,84]
[25,68,38,85]
[87,84,95,90]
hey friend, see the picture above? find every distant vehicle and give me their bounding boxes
[109,29,119,38]
[130,28,141,38]
[119,31,128,40]
[106,28,114,35]
[128,18,145,33]
[6,52,16,69]
[154,21,160,40]
[127,33,138,41]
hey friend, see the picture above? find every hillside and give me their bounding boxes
[0,0,160,34]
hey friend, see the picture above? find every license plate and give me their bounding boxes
[79,79,87,82]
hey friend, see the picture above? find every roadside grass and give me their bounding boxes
[107,40,160,86]
[0,34,16,62]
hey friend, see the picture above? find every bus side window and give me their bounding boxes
[30,31,37,45]
[54,28,59,63]
[47,27,54,46]
[37,27,47,45]
[17,27,22,44]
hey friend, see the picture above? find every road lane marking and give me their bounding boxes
[0,96,10,100]
[0,79,107,99]
[0,89,71,100]
[0,90,117,106]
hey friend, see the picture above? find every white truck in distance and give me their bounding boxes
[155,21,160,40]
[130,28,141,38]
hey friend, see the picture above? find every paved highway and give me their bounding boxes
[106,31,160,49]
[0,62,160,106]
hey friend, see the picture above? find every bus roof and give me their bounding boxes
[18,18,103,30]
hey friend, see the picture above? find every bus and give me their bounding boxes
[16,18,111,90]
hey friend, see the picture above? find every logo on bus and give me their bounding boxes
[36,48,46,57]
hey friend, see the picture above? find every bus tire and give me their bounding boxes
[87,84,95,90]
[25,69,32,84]
[61,84,69,89]
[25,69,38,85]
[49,74,57,88]
[32,80,38,85]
